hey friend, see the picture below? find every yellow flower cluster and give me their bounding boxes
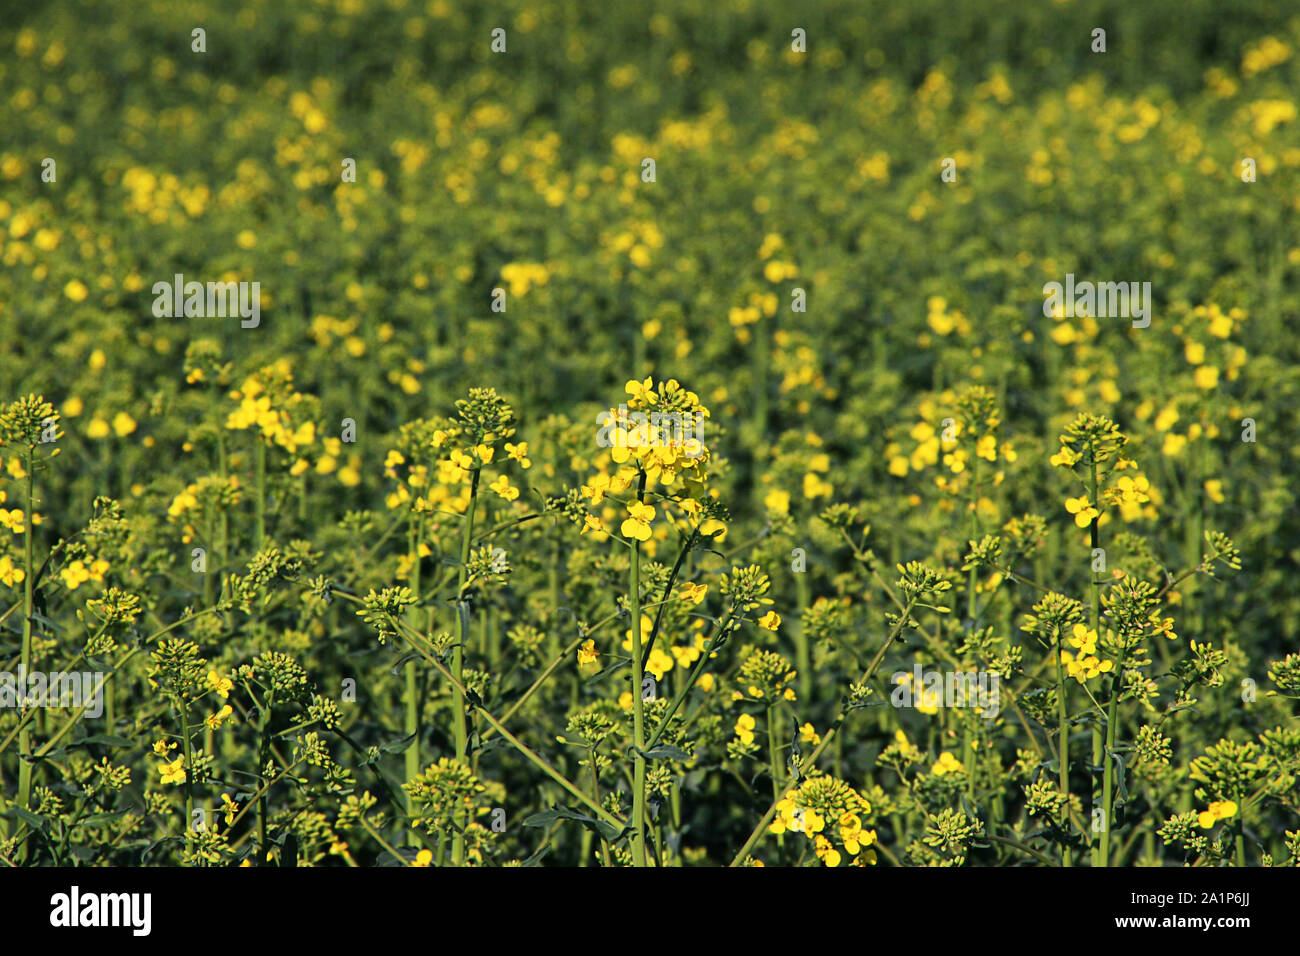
[769,777,877,867]
[1061,624,1113,683]
[60,557,109,591]
[932,751,965,775]
[499,262,549,297]
[225,364,317,460]
[582,376,717,548]
[925,296,970,336]
[606,377,710,481]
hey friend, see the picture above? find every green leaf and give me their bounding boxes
[585,657,631,685]
[641,744,693,761]
[523,806,622,842]
[14,807,48,831]
[379,732,417,754]
[76,811,127,829]
[522,808,573,827]
[74,734,135,748]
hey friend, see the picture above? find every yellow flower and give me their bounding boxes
[1198,799,1238,828]
[1113,474,1150,504]
[1211,799,1238,820]
[61,560,91,590]
[734,713,756,745]
[1064,496,1099,527]
[489,474,519,501]
[816,844,842,868]
[577,639,598,665]
[0,507,26,534]
[625,377,657,406]
[412,849,433,867]
[893,729,919,758]
[758,610,781,631]
[220,792,239,826]
[620,500,655,541]
[1062,649,1114,683]
[802,472,833,499]
[764,488,790,514]
[932,751,965,776]
[1069,623,1099,653]
[670,642,702,669]
[158,758,187,785]
[111,412,137,437]
[645,646,674,680]
[64,279,89,302]
[799,722,821,746]
[206,670,233,698]
[0,555,25,587]
[699,517,727,541]
[504,442,531,467]
[678,581,708,605]
[1194,365,1219,390]
[205,704,234,730]
[1049,445,1081,468]
[1204,478,1225,503]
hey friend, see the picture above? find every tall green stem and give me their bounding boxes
[793,572,810,701]
[628,472,649,867]
[1054,625,1071,868]
[451,468,480,866]
[179,697,195,831]
[1088,461,1102,866]
[404,516,423,844]
[1098,652,1124,867]
[255,438,267,551]
[16,451,35,860]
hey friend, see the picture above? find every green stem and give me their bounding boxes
[628,472,648,867]
[359,815,409,865]
[451,468,480,866]
[179,696,195,831]
[1088,461,1101,865]
[794,571,810,701]
[766,704,782,811]
[403,516,423,845]
[1098,654,1124,867]
[257,690,273,860]
[16,450,36,861]
[590,750,611,867]
[255,438,267,550]
[645,619,730,751]
[1054,626,1072,868]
